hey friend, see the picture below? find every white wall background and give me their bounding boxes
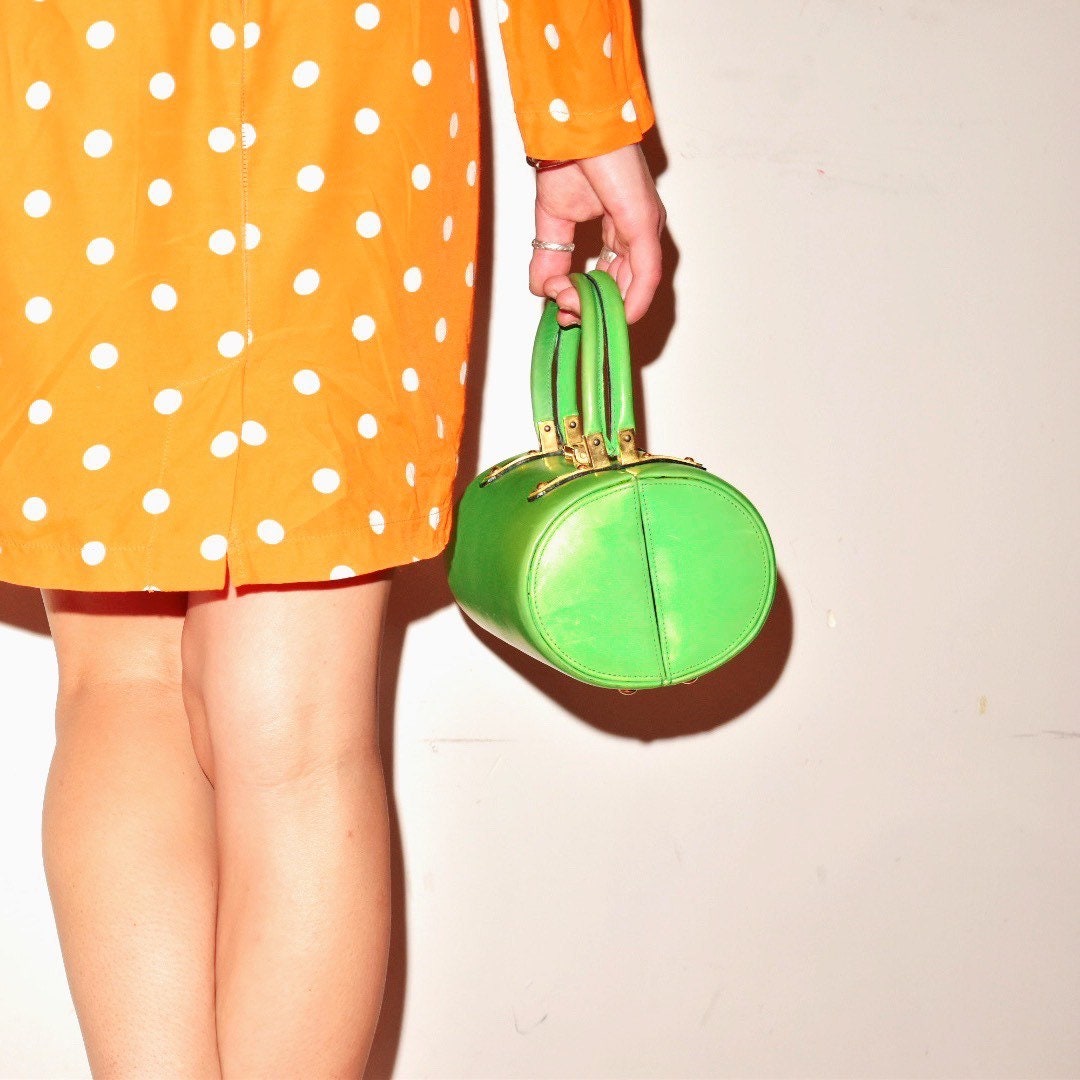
[2,2,1078,1077]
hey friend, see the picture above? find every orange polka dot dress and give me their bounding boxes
[0,1,654,592]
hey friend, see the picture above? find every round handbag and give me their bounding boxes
[445,269,776,692]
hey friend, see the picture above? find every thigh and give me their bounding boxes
[181,565,395,785]
[41,588,189,697]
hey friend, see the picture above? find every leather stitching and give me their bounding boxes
[527,483,664,680]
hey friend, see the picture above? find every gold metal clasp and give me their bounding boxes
[479,446,562,486]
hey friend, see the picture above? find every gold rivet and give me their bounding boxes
[592,436,600,446]
[568,420,577,428]
[543,423,551,431]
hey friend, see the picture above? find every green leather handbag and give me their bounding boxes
[445,268,776,692]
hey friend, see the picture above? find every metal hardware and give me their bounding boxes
[584,431,612,469]
[617,688,638,695]
[479,448,563,486]
[537,419,560,454]
[617,426,640,465]
[526,449,709,501]
[561,415,589,465]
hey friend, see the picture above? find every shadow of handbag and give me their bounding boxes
[445,268,777,693]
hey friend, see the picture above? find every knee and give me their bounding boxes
[180,657,379,791]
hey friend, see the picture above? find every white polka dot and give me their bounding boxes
[355,107,380,134]
[244,22,260,48]
[91,343,119,370]
[405,461,416,486]
[84,129,112,157]
[435,317,448,342]
[602,31,613,58]
[149,72,175,99]
[549,98,570,122]
[466,159,477,186]
[241,122,256,149]
[245,223,261,249]
[357,413,378,438]
[293,369,321,394]
[241,420,267,445]
[294,268,320,295]
[402,367,419,391]
[442,215,453,241]
[201,535,228,561]
[369,509,386,535]
[497,0,509,23]
[28,399,52,424]
[257,519,285,544]
[412,163,431,189]
[356,211,381,238]
[313,468,340,494]
[218,330,245,358]
[83,444,110,470]
[403,266,422,292]
[297,164,324,191]
[210,228,236,255]
[24,190,51,217]
[544,23,560,48]
[352,315,376,341]
[208,126,236,152]
[293,60,319,87]
[143,489,170,514]
[154,388,182,414]
[210,22,236,48]
[25,297,52,324]
[429,506,441,529]
[449,6,461,33]
[412,59,432,86]
[435,413,445,438]
[355,3,380,30]
[23,497,47,522]
[330,565,356,579]
[82,541,106,566]
[26,81,51,110]
[147,178,172,205]
[465,261,475,287]
[86,237,114,265]
[622,99,637,123]
[449,111,459,138]
[151,284,177,310]
[86,20,115,48]
[211,431,239,458]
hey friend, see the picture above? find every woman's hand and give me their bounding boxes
[528,142,666,327]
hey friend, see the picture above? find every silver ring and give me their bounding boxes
[532,238,575,252]
[599,246,619,263]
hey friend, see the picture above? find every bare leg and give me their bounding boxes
[183,563,394,1078]
[39,588,221,1078]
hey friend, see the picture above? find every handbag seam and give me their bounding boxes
[633,477,671,680]
[527,482,664,680]
[637,477,773,673]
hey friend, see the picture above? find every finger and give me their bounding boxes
[620,226,662,324]
[529,199,575,299]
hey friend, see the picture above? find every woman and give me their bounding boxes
[1,0,665,1074]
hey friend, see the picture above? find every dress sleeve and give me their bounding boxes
[494,0,656,161]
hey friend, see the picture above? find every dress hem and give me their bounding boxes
[0,502,456,593]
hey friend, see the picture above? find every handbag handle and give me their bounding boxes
[572,269,638,464]
[529,299,583,453]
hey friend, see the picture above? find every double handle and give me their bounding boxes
[529,269,639,466]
